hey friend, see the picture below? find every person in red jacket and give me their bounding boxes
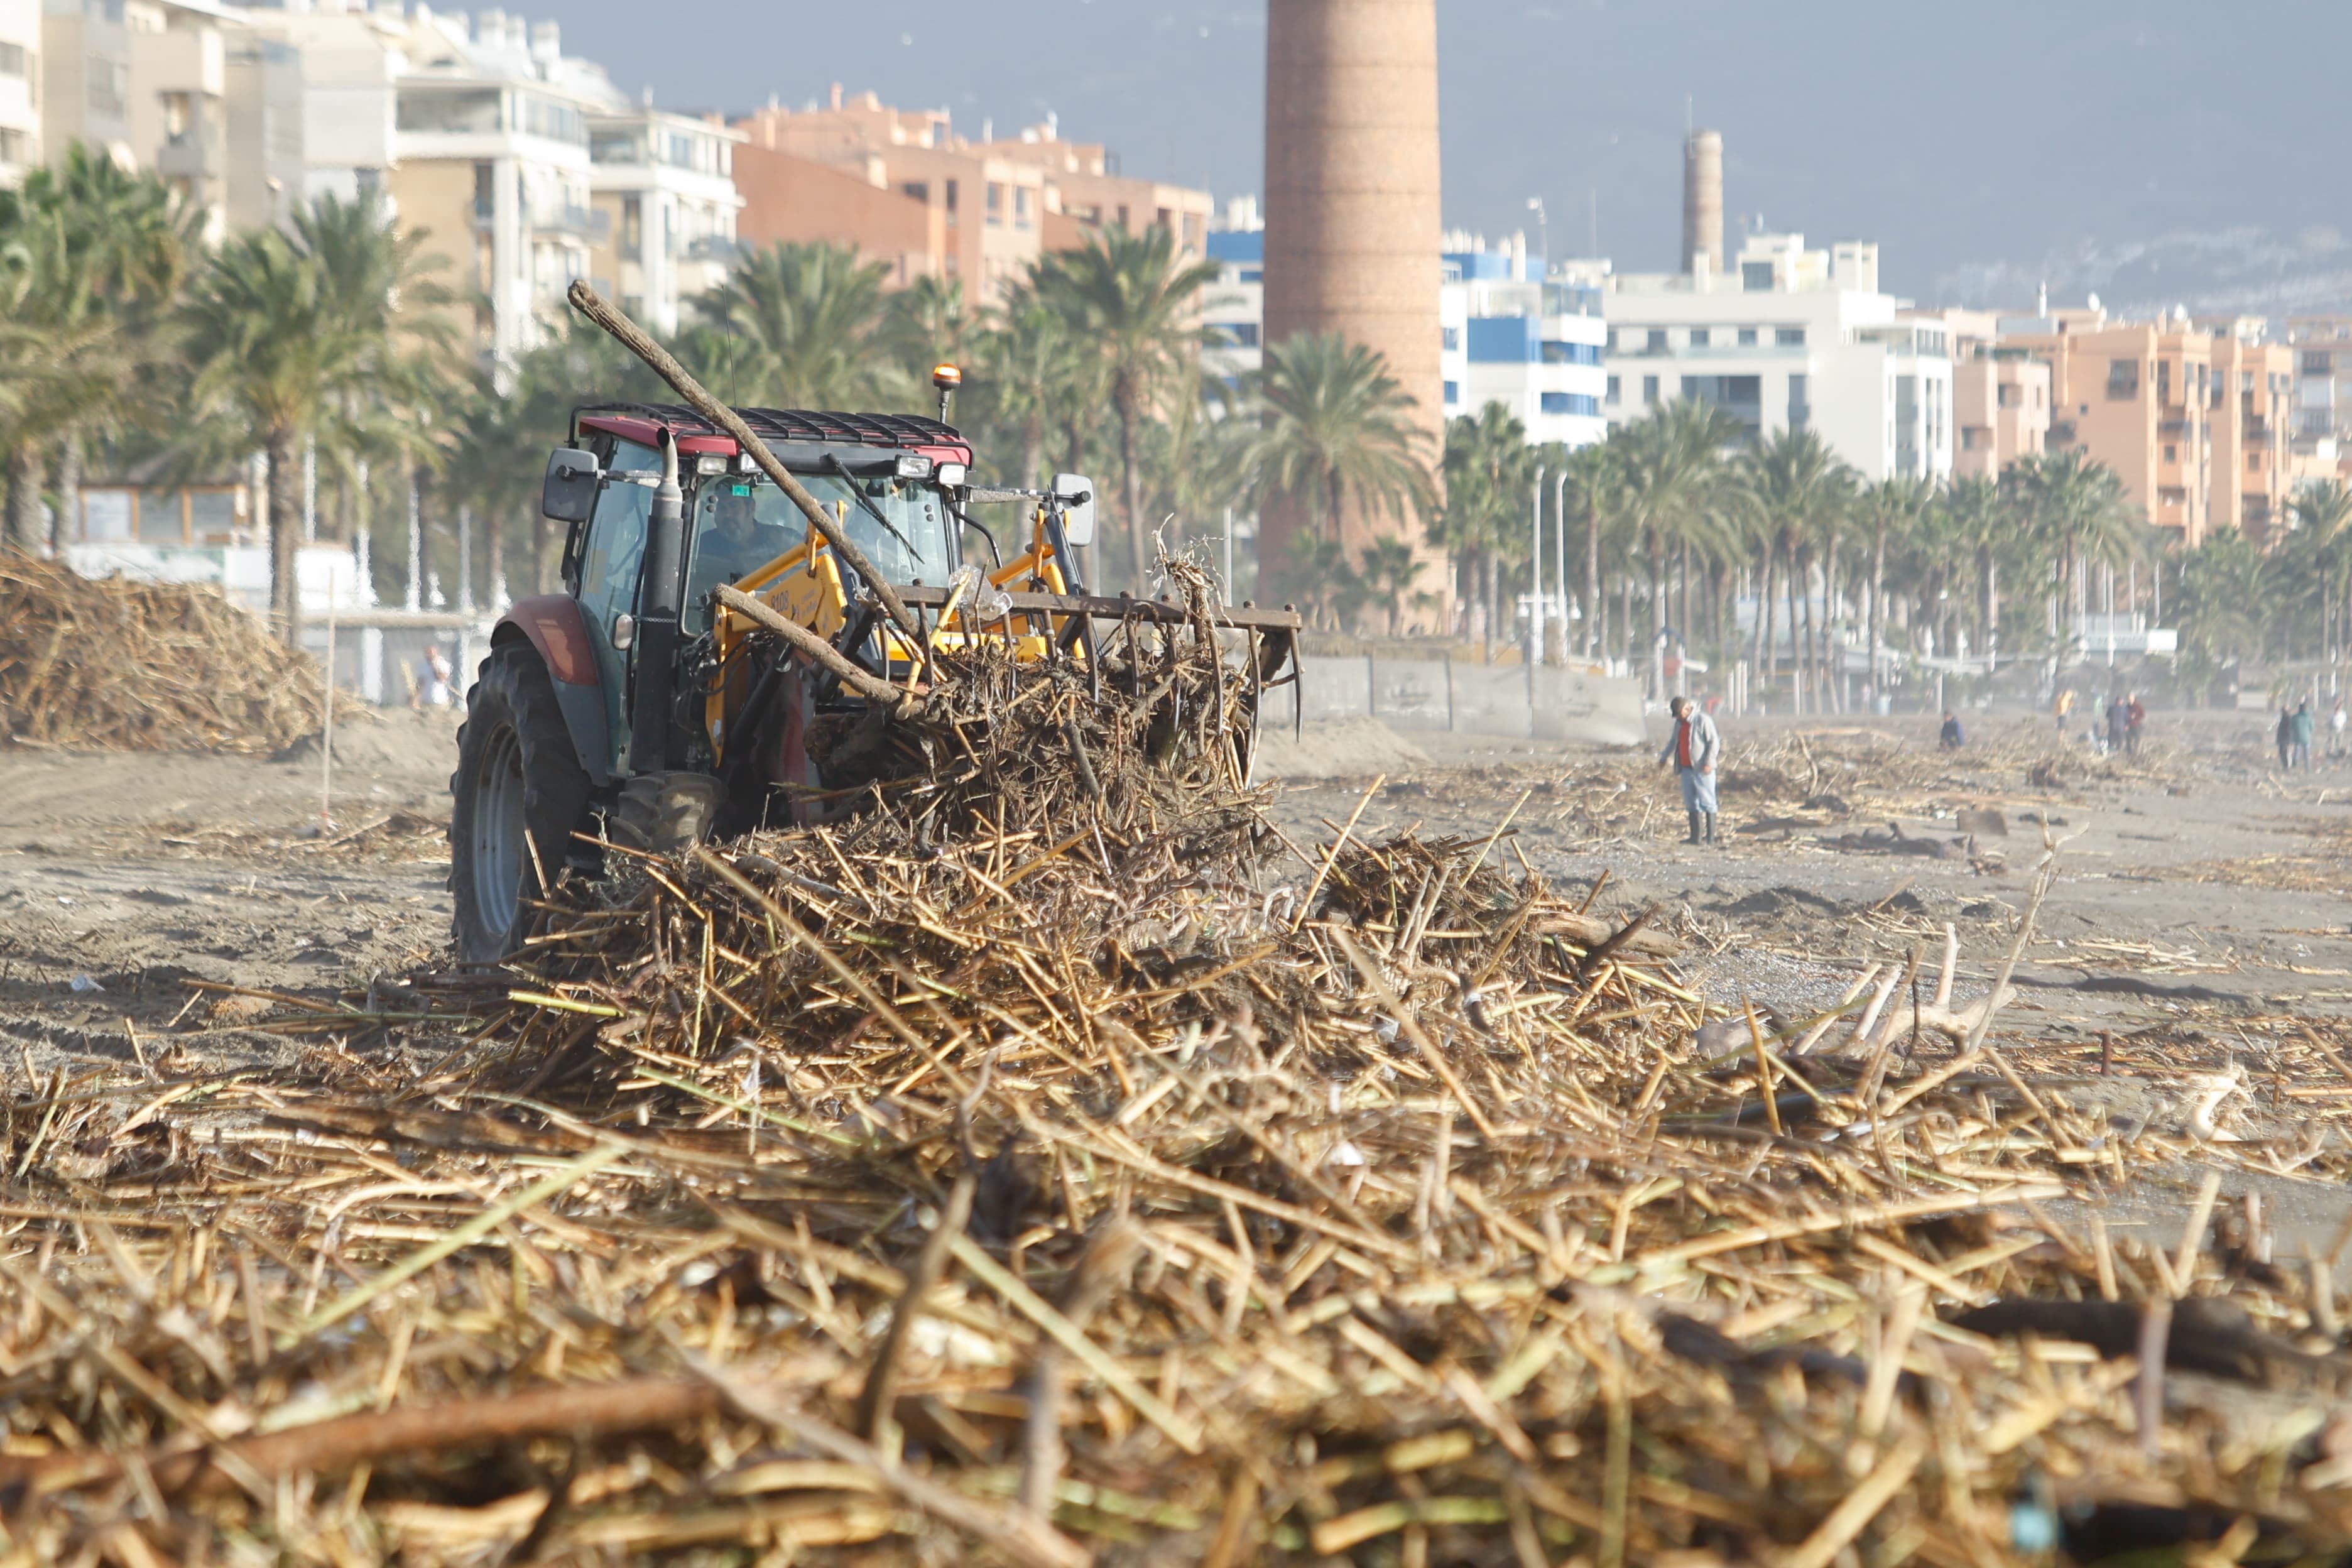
[1657,695,1721,845]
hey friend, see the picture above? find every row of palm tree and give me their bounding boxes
[1405,400,2174,710]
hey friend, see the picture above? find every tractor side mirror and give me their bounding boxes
[542,447,601,524]
[1053,474,1096,548]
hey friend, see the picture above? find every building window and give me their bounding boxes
[1541,392,1599,416]
[1645,329,1667,353]
[2106,359,2140,399]
[1642,374,1660,406]
[1212,322,1259,348]
[87,53,126,117]
[0,41,28,78]
[985,183,1003,226]
[1542,340,1600,366]
[1689,327,1710,348]
[1788,373,1809,428]
[2248,450,2262,472]
[1014,187,1033,229]
[901,182,928,202]
[1238,269,1261,283]
[621,193,641,251]
[1741,261,1775,291]
[1737,327,1758,346]
[2304,351,2333,376]
[2164,445,2177,464]
[1441,327,1460,352]
[1606,374,1620,404]
[1775,327,1805,347]
[944,179,958,216]
[1443,380,1460,406]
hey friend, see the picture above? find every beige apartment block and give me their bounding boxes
[2206,329,2295,542]
[585,107,743,334]
[731,89,1208,302]
[40,0,130,168]
[735,94,1045,300]
[2007,319,2216,547]
[1951,349,2051,479]
[382,9,607,372]
[0,0,36,184]
[981,121,1211,255]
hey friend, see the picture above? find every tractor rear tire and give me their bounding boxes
[450,643,592,962]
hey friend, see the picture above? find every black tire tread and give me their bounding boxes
[449,641,592,962]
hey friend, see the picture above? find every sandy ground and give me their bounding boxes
[0,707,461,1075]
[7,699,2352,1263]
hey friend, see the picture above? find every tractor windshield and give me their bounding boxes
[682,468,954,630]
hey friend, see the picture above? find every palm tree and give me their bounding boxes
[177,191,454,640]
[1359,533,1427,636]
[1243,330,1435,604]
[1033,224,1219,591]
[0,147,190,553]
[1557,440,1620,659]
[2290,479,2352,663]
[1611,401,1745,693]
[1736,427,1856,711]
[880,274,977,397]
[2005,448,2141,661]
[1435,402,1537,656]
[695,241,900,411]
[1857,476,1936,690]
[1282,530,1363,631]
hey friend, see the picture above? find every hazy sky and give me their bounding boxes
[545,0,2352,310]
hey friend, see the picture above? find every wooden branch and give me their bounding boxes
[1533,910,1679,959]
[1,1374,754,1498]
[565,281,918,640]
[714,585,918,716]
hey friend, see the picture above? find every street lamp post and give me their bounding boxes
[1530,465,1547,665]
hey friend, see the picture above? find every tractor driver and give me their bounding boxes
[687,484,795,621]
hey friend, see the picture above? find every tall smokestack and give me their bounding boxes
[1683,129,1723,276]
[1262,0,1443,604]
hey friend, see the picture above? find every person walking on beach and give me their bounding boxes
[2125,693,2145,756]
[2104,694,2128,754]
[2294,700,2316,771]
[2053,687,2074,739]
[1939,712,1966,751]
[2278,705,2298,771]
[2333,697,2346,761]
[1659,695,1721,846]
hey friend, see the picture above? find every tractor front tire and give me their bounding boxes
[450,643,592,962]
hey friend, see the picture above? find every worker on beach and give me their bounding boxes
[1658,695,1721,846]
[1939,712,1966,751]
[2052,687,2074,739]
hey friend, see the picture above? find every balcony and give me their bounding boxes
[155,128,222,180]
[532,204,593,237]
[2159,418,2192,440]
[2245,417,2273,445]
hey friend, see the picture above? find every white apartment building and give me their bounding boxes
[1601,231,1953,482]
[1439,236,1606,449]
[0,0,37,184]
[231,5,655,373]
[40,0,131,171]
[1204,214,1606,452]
[586,105,743,334]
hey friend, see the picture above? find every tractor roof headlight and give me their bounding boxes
[935,460,968,487]
[895,453,935,481]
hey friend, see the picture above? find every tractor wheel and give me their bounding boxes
[449,643,592,962]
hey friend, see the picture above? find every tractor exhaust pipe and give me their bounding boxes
[629,429,686,771]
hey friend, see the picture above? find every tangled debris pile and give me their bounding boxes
[0,560,318,753]
[13,611,2352,1565]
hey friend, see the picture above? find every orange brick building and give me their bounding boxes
[729,87,1209,300]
